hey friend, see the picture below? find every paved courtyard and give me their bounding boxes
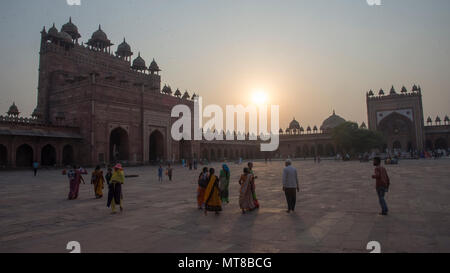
[0,159,449,253]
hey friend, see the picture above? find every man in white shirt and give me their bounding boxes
[282,159,299,213]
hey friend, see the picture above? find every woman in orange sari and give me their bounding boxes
[204,168,222,215]
[91,166,105,199]
[239,168,256,214]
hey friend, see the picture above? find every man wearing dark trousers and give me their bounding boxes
[282,159,299,213]
[372,157,390,216]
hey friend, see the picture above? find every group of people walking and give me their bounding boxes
[194,157,390,216]
[63,157,391,217]
[196,162,262,215]
[66,163,125,214]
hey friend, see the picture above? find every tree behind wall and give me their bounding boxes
[332,122,385,155]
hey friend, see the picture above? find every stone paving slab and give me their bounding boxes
[0,159,449,253]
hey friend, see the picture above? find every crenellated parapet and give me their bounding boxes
[426,115,449,127]
[366,84,422,101]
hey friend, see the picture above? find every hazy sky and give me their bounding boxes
[0,0,449,128]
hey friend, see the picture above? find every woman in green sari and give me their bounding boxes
[219,164,230,203]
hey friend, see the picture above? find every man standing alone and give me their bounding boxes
[371,157,390,216]
[282,159,299,213]
[33,161,39,176]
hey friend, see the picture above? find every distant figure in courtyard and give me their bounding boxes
[239,167,256,214]
[197,167,209,209]
[248,162,259,208]
[91,166,105,199]
[107,163,125,214]
[189,160,193,170]
[166,164,173,181]
[67,166,87,200]
[204,168,222,215]
[219,164,231,204]
[105,167,112,185]
[282,159,299,213]
[158,165,163,182]
[193,159,198,170]
[33,161,39,176]
[371,157,390,216]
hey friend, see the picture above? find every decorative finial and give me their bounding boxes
[69,17,72,23]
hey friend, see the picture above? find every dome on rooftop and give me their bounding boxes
[321,111,346,132]
[61,17,81,40]
[289,118,301,130]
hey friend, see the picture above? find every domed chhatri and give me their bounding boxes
[61,17,81,41]
[48,23,59,38]
[149,59,161,75]
[321,110,346,132]
[289,118,301,131]
[390,85,396,95]
[182,91,190,100]
[87,25,113,50]
[32,107,43,119]
[174,89,182,98]
[7,102,20,117]
[116,38,133,60]
[132,52,146,71]
[58,31,73,44]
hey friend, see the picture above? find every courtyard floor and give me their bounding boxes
[0,159,449,253]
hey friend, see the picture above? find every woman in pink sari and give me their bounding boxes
[68,165,87,200]
[239,168,256,214]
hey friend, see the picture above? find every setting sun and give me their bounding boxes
[251,89,269,105]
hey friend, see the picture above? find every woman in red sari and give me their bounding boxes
[68,165,87,200]
[239,168,256,214]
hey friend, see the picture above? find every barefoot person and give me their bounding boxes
[204,168,222,215]
[239,168,256,214]
[282,159,299,213]
[197,167,209,209]
[107,163,125,214]
[91,166,105,199]
[372,157,390,216]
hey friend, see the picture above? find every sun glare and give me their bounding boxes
[251,89,268,105]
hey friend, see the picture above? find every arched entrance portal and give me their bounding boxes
[62,145,74,166]
[0,145,7,167]
[41,144,56,166]
[110,128,129,162]
[149,130,164,162]
[379,113,414,152]
[16,144,33,167]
